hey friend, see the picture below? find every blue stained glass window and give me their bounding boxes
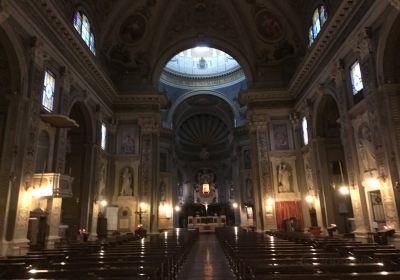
[73,11,82,32]
[42,71,55,112]
[350,61,364,95]
[309,5,328,47]
[73,11,96,55]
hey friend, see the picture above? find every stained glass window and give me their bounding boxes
[309,5,328,47]
[42,71,55,112]
[101,123,107,150]
[302,117,309,145]
[350,61,364,95]
[73,11,96,55]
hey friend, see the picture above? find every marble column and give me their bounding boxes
[139,116,160,233]
[247,112,275,231]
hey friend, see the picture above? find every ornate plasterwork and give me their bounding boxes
[389,0,400,10]
[288,0,359,97]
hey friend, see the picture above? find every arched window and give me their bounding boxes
[73,11,96,54]
[302,117,309,145]
[308,5,328,46]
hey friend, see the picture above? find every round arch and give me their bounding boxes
[152,39,254,87]
[313,93,341,139]
[166,90,239,129]
[67,99,95,144]
[376,9,400,84]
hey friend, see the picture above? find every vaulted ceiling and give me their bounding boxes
[56,0,343,92]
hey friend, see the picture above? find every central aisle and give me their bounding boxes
[177,233,235,280]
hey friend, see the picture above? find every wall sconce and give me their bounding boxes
[100,199,108,207]
[139,202,147,211]
[366,178,380,188]
[305,194,314,203]
[232,202,238,209]
[175,205,181,212]
[165,205,172,219]
[265,197,274,216]
[266,197,274,206]
[338,185,350,195]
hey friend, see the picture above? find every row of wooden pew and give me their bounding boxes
[216,227,400,280]
[0,228,198,279]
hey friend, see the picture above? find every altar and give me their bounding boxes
[188,215,226,233]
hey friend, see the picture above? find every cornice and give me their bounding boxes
[8,0,118,105]
[114,93,169,108]
[239,88,292,106]
[288,0,362,97]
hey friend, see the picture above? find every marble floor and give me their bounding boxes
[177,233,236,280]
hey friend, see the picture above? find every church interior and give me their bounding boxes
[2,0,400,279]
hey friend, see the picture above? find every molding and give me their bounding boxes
[288,0,363,97]
[7,0,118,106]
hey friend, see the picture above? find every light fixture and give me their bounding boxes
[165,205,172,219]
[366,178,380,188]
[175,205,181,212]
[266,197,274,206]
[305,195,314,203]
[232,202,238,209]
[100,199,108,207]
[338,185,350,195]
[139,202,146,210]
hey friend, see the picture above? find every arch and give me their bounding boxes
[166,90,239,129]
[66,100,95,144]
[376,10,400,84]
[152,39,253,87]
[314,94,341,138]
[312,87,341,138]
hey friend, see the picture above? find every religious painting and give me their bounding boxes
[255,9,284,42]
[272,124,289,150]
[117,125,138,155]
[120,14,146,44]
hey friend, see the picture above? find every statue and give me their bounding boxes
[359,124,377,172]
[277,162,292,193]
[120,167,133,196]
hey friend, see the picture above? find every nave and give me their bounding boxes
[3,227,400,279]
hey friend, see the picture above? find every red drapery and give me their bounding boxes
[275,201,304,230]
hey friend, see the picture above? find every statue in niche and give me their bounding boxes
[277,162,292,193]
[358,124,377,172]
[120,167,133,196]
[98,161,106,196]
[245,178,253,202]
[159,181,167,202]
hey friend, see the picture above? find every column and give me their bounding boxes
[9,40,48,255]
[247,112,275,231]
[356,29,400,230]
[138,115,160,233]
[332,61,370,235]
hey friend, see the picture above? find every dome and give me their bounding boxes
[164,47,241,77]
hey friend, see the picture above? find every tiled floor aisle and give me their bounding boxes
[177,233,236,280]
